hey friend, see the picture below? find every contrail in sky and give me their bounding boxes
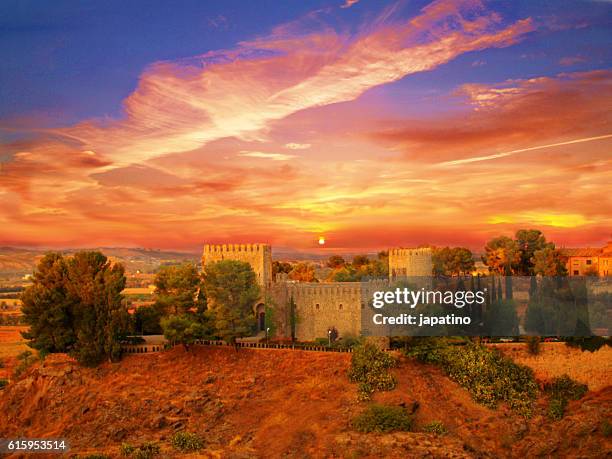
[436,134,612,167]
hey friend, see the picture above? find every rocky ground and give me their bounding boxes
[0,346,610,458]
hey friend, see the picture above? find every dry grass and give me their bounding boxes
[491,343,612,391]
[0,326,29,358]
[0,326,29,378]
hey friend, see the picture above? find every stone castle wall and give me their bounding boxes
[202,243,432,342]
[202,243,272,287]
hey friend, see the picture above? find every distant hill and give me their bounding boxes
[0,247,199,275]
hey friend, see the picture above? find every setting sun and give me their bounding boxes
[318,237,326,246]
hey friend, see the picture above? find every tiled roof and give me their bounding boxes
[560,248,602,257]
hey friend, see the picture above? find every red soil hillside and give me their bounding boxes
[0,346,610,458]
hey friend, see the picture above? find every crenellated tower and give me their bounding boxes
[202,243,272,288]
[388,247,433,280]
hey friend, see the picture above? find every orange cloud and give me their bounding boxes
[1,1,610,252]
[47,0,533,166]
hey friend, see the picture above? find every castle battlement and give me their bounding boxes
[202,242,432,341]
[204,243,270,253]
[202,243,272,287]
[388,247,432,257]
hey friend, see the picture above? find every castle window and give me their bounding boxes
[361,303,365,309]
[315,303,320,310]
[586,259,592,265]
[339,304,343,310]
[573,270,579,275]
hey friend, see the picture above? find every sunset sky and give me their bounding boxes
[1,0,611,252]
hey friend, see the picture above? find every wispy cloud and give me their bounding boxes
[238,151,296,161]
[559,55,586,66]
[47,0,534,166]
[285,143,311,150]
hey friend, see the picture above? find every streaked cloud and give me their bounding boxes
[46,0,534,166]
[238,151,296,161]
[285,143,311,150]
[436,134,612,167]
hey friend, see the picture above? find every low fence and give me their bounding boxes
[121,340,353,354]
[122,344,165,354]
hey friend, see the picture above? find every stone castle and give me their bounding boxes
[202,243,432,341]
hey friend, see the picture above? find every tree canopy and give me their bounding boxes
[21,251,129,366]
[161,314,208,350]
[289,262,317,282]
[432,247,475,276]
[483,229,565,276]
[153,263,201,315]
[203,260,260,344]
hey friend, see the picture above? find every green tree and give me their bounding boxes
[161,315,207,350]
[263,295,277,338]
[532,247,567,276]
[203,260,260,344]
[154,263,201,315]
[272,261,292,277]
[21,253,76,353]
[289,262,317,282]
[66,251,129,366]
[326,255,346,269]
[21,251,129,366]
[288,295,299,342]
[332,266,359,282]
[485,299,519,336]
[483,236,520,275]
[133,306,163,335]
[515,229,554,275]
[352,255,370,268]
[433,247,475,276]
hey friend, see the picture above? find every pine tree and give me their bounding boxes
[203,260,260,345]
[67,252,129,366]
[289,295,298,342]
[21,253,76,353]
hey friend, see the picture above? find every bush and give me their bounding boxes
[547,398,566,420]
[348,343,397,401]
[526,336,540,355]
[602,419,612,437]
[0,379,8,390]
[423,421,447,435]
[545,374,588,420]
[81,455,111,459]
[120,442,160,459]
[407,339,538,417]
[171,431,204,451]
[352,404,413,433]
[331,334,363,350]
[545,375,588,401]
